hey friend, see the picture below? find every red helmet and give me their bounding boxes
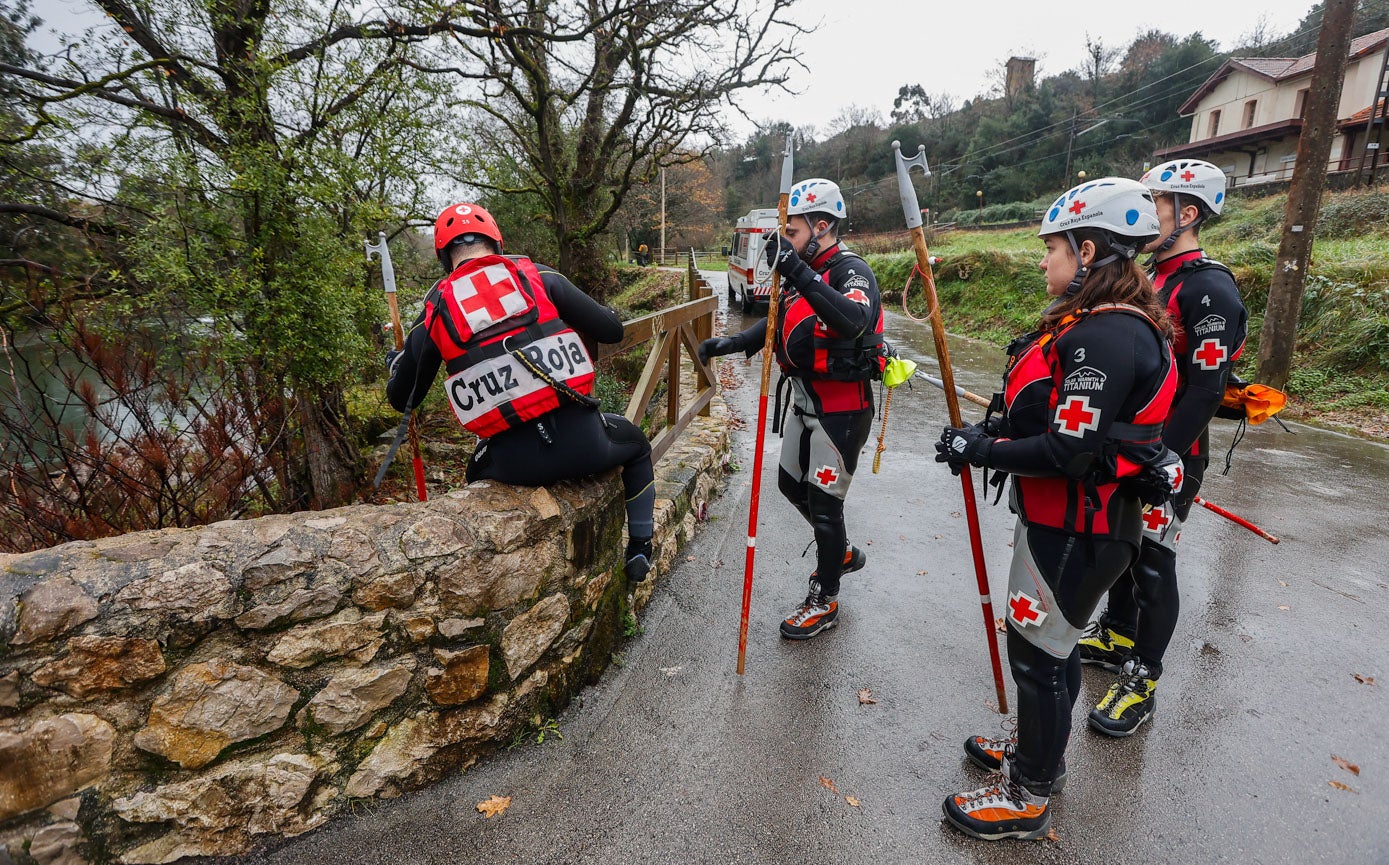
[434,203,504,261]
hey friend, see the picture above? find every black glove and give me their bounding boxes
[698,336,741,366]
[764,232,797,270]
[385,349,403,377]
[935,424,994,475]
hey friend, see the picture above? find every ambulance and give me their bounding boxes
[726,208,778,313]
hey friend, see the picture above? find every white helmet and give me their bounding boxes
[1140,159,1226,215]
[787,178,846,221]
[1039,177,1160,246]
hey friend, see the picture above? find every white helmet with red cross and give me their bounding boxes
[787,178,847,221]
[1140,159,1227,216]
[1038,177,1160,246]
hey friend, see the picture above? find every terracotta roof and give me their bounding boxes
[1178,27,1389,115]
[1340,98,1388,129]
[1233,57,1299,78]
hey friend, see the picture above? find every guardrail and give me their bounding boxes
[596,250,716,462]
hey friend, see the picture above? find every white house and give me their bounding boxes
[1154,27,1389,186]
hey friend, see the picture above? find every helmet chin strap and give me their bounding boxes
[1054,230,1130,307]
[1144,191,1205,268]
[800,216,835,263]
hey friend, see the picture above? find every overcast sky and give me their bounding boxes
[29,0,1322,138]
[745,0,1321,136]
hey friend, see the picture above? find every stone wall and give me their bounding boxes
[0,409,729,865]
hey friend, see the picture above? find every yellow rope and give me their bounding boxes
[872,387,894,474]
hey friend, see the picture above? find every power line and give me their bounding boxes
[934,3,1389,170]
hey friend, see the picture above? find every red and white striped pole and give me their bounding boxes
[737,134,794,675]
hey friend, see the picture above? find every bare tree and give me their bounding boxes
[0,0,570,510]
[421,0,802,296]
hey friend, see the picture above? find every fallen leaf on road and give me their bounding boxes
[845,796,861,808]
[1044,827,1059,842]
[1353,674,1376,685]
[1278,605,1291,611]
[858,688,877,704]
[685,555,697,562]
[917,570,928,575]
[1328,780,1357,792]
[1332,754,1360,775]
[476,795,512,818]
[951,511,961,518]
[819,777,839,794]
[1277,579,1288,587]
[659,666,683,677]
[995,617,1006,634]
[899,534,906,540]
[934,534,942,540]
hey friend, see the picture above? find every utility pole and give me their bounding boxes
[1257,0,1358,389]
[659,167,666,267]
[1063,111,1078,184]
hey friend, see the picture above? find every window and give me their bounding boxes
[1295,88,1311,118]
[1243,100,1257,129]
[1207,109,1222,138]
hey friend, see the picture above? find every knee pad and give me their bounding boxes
[778,468,811,521]
[805,486,845,534]
[1131,541,1177,599]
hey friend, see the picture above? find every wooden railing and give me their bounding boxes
[597,251,717,462]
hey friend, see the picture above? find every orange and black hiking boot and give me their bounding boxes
[779,581,838,640]
[943,770,1051,841]
[809,544,867,580]
[963,736,1066,791]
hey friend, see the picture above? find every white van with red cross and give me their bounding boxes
[726,208,778,314]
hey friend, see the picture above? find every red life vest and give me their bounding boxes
[774,250,885,382]
[1002,303,1179,534]
[424,255,595,439]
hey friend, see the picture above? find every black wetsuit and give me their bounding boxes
[724,242,882,596]
[1098,250,1248,676]
[984,307,1176,792]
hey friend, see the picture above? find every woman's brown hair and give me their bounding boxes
[1040,228,1174,341]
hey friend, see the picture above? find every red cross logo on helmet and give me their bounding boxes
[814,465,839,487]
[1054,395,1100,438]
[1068,200,1087,215]
[806,193,817,203]
[1181,170,1196,182]
[1008,590,1047,626]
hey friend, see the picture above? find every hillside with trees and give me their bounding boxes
[713,0,1389,232]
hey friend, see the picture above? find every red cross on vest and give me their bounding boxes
[1054,395,1100,438]
[1143,506,1170,532]
[1068,199,1086,215]
[454,264,527,332]
[814,465,839,487]
[1181,169,1196,182]
[1008,590,1047,626]
[1193,338,1228,370]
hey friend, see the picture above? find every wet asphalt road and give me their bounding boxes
[250,272,1389,865]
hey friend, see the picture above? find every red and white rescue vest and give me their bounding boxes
[424,255,595,438]
[1003,304,1178,534]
